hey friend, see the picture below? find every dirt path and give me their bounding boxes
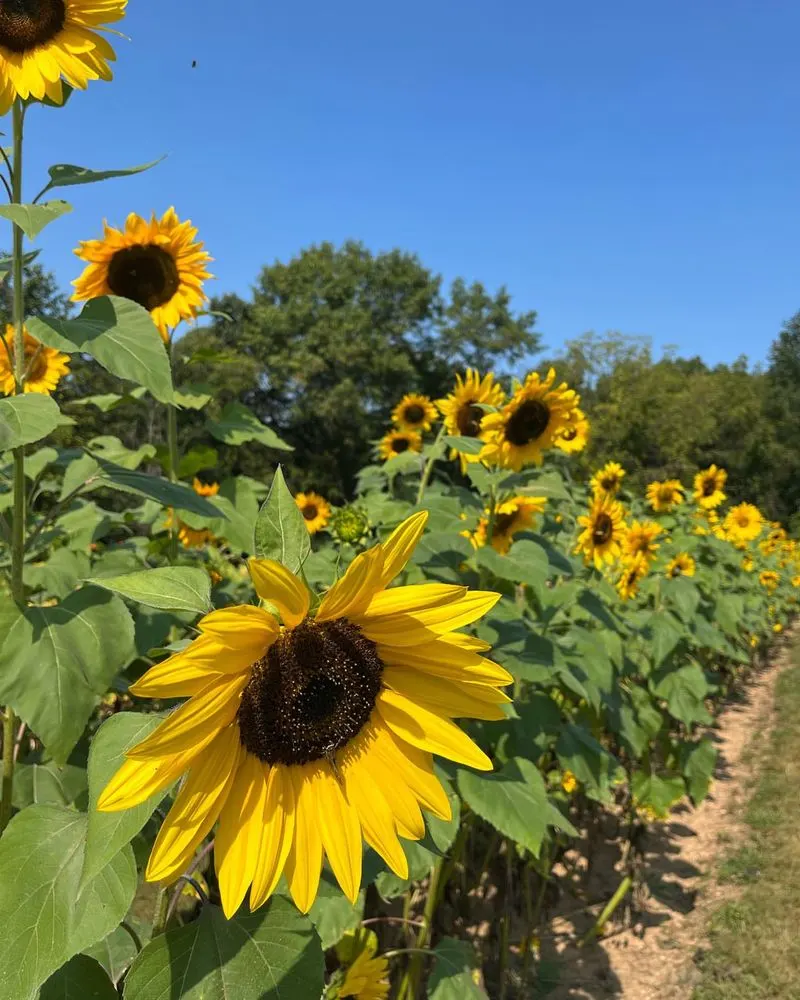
[543,637,793,1000]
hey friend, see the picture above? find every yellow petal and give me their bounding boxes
[284,764,323,913]
[146,726,241,883]
[377,690,493,770]
[341,749,408,879]
[128,635,248,698]
[370,721,452,821]
[316,762,363,903]
[250,765,296,909]
[316,546,385,622]
[360,583,466,619]
[378,511,429,587]
[379,639,513,686]
[355,726,425,839]
[382,666,511,720]
[127,675,248,759]
[362,591,500,646]
[198,605,279,659]
[247,559,310,626]
[215,753,270,918]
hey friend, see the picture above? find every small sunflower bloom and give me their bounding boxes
[470,495,547,554]
[167,479,220,548]
[617,556,648,601]
[436,369,506,472]
[693,465,727,510]
[575,492,628,569]
[72,208,213,342]
[723,503,763,545]
[646,479,684,513]
[590,461,626,497]
[665,553,696,578]
[98,513,510,917]
[555,410,590,454]
[561,770,578,794]
[773,623,783,634]
[378,429,422,461]
[296,492,331,535]
[759,570,780,593]
[0,327,69,395]
[391,393,437,433]
[624,520,663,566]
[339,948,390,999]
[742,555,755,573]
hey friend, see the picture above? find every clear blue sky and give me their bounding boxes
[25,0,800,367]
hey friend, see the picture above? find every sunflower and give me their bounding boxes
[168,479,220,548]
[693,508,720,536]
[722,502,763,546]
[555,410,590,454]
[693,465,727,509]
[759,570,780,593]
[741,554,755,573]
[617,557,648,601]
[378,429,422,461]
[0,327,69,395]
[479,369,579,471]
[646,479,684,513]
[561,770,578,794]
[296,492,331,535]
[436,369,506,472]
[624,520,662,565]
[0,0,125,114]
[339,949,390,999]
[793,575,800,589]
[575,492,628,569]
[471,495,547,554]
[590,461,626,497]
[665,552,695,578]
[773,622,783,634]
[392,393,437,433]
[98,512,509,916]
[72,208,213,343]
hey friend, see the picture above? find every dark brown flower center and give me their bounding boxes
[392,437,410,454]
[0,0,65,52]
[107,245,180,312]
[494,512,517,535]
[702,477,717,497]
[302,504,318,521]
[562,427,577,441]
[600,476,618,491]
[403,403,425,424]
[456,400,484,437]
[592,512,614,546]
[236,618,384,766]
[505,399,551,447]
[669,564,682,577]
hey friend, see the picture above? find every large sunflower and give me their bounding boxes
[589,461,626,497]
[693,465,727,509]
[722,502,763,546]
[479,369,579,471]
[575,492,627,569]
[666,552,696,578]
[379,429,422,461]
[646,479,684,513]
[296,492,331,535]
[392,393,437,433]
[98,513,509,916]
[436,369,506,472]
[0,0,125,114]
[0,327,69,395]
[72,208,213,342]
[623,520,662,565]
[471,495,547,554]
[555,410,590,454]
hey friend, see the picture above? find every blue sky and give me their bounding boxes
[24,0,800,367]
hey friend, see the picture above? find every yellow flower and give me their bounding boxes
[773,623,783,634]
[624,520,662,565]
[666,552,695,578]
[617,556,648,601]
[723,503,763,545]
[646,479,684,513]
[98,513,509,916]
[378,429,422,461]
[759,570,780,593]
[480,368,579,470]
[340,949,390,999]
[168,479,220,548]
[590,461,626,497]
[436,369,507,472]
[575,492,628,570]
[793,575,800,588]
[693,465,727,509]
[0,0,125,113]
[742,554,755,572]
[391,393,437,433]
[555,410,590,454]
[0,327,69,395]
[72,208,213,343]
[561,770,577,794]
[471,495,547,554]
[296,492,331,535]
[750,635,758,648]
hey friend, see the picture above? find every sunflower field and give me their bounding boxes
[0,8,797,1000]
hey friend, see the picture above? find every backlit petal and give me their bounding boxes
[216,753,270,918]
[360,583,466,619]
[378,511,429,587]
[250,766,295,909]
[362,591,500,646]
[316,546,384,622]
[198,605,279,659]
[247,559,310,626]
[284,764,324,913]
[383,665,511,720]
[316,762,363,903]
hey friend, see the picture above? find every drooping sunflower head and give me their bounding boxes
[646,479,684,513]
[693,464,727,509]
[759,570,780,593]
[295,492,331,534]
[72,208,213,343]
[0,327,69,395]
[0,0,126,113]
[436,368,507,471]
[590,461,626,497]
[391,393,437,433]
[479,369,579,471]
[98,512,510,917]
[472,495,547,554]
[723,502,763,545]
[575,492,628,570]
[617,556,648,601]
[378,429,422,461]
[555,410,590,454]
[624,520,663,564]
[666,552,696,578]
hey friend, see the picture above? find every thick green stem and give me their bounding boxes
[166,338,180,562]
[579,874,632,947]
[415,423,446,505]
[1,100,26,836]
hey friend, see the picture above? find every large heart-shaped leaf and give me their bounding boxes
[206,402,292,451]
[0,200,72,239]
[0,393,61,451]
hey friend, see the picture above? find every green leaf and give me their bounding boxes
[253,467,311,574]
[0,199,72,239]
[475,541,549,589]
[643,610,685,667]
[174,384,213,410]
[665,575,701,622]
[178,445,219,479]
[652,663,712,727]
[42,157,164,193]
[86,566,211,615]
[308,871,365,949]
[680,738,718,805]
[428,938,488,1000]
[24,547,90,599]
[24,445,58,479]
[631,771,685,818]
[11,760,87,810]
[0,588,135,763]
[442,435,485,455]
[556,724,619,802]
[123,899,324,1000]
[28,297,174,404]
[457,757,549,857]
[83,712,166,884]
[93,458,224,517]
[577,588,619,631]
[40,955,118,1000]
[83,926,138,985]
[0,393,61,450]
[207,402,293,451]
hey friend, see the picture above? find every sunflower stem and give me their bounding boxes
[1,100,27,837]
[151,884,169,937]
[166,339,180,562]
[415,423,446,505]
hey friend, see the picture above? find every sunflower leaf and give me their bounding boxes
[443,435,485,455]
[254,467,311,574]
[0,392,61,451]
[39,955,117,1000]
[0,199,72,240]
[85,566,212,615]
[206,402,293,451]
[428,938,488,1000]
[40,157,165,195]
[92,457,225,518]
[27,296,174,405]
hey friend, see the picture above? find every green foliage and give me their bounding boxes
[0,393,62,449]
[87,567,211,615]
[254,466,311,573]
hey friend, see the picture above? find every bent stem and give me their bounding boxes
[1,99,27,836]
[415,423,447,505]
[579,874,632,947]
